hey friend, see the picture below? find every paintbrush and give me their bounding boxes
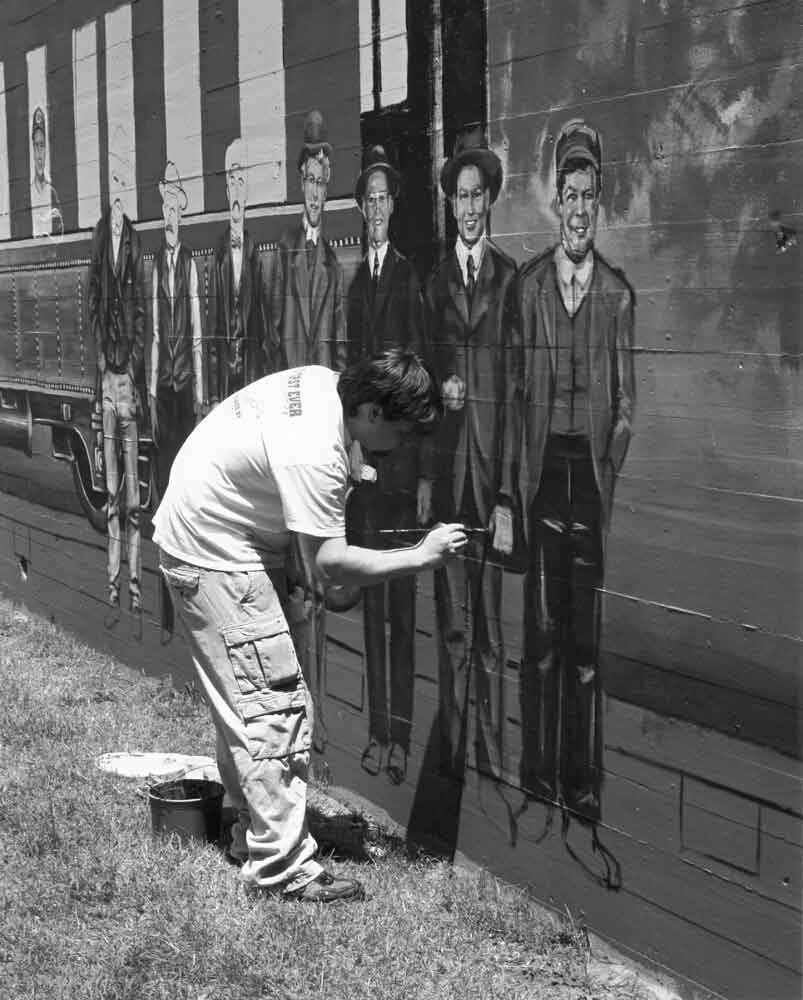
[375,526,488,535]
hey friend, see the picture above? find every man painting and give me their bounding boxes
[514,120,636,821]
[149,161,203,499]
[420,126,518,780]
[152,350,465,901]
[269,110,346,371]
[207,138,269,406]
[346,145,425,784]
[30,106,63,239]
[88,148,146,617]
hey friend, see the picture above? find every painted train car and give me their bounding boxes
[0,1,800,996]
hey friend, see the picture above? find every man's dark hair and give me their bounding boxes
[557,157,600,202]
[454,161,488,195]
[338,349,443,434]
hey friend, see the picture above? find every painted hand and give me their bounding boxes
[489,503,513,555]
[149,394,159,444]
[417,478,433,525]
[441,375,466,411]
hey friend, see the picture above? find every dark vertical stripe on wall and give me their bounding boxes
[48,28,78,233]
[5,49,31,239]
[283,0,361,201]
[133,0,166,223]
[199,0,239,213]
[96,12,108,216]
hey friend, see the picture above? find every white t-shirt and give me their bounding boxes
[152,366,349,570]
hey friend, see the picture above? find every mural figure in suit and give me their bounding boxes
[148,161,203,499]
[420,127,518,780]
[271,111,346,752]
[207,138,269,406]
[513,120,636,821]
[30,106,63,239]
[269,110,346,372]
[346,145,425,785]
[88,148,146,618]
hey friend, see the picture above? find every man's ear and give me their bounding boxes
[368,402,382,422]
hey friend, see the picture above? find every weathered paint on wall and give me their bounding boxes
[0,1,800,996]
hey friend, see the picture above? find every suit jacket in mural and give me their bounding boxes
[88,210,146,382]
[347,243,424,495]
[207,226,268,404]
[270,221,346,371]
[422,239,519,525]
[514,246,636,531]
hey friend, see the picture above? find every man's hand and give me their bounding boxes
[419,522,468,568]
[97,353,106,375]
[488,503,513,555]
[417,478,433,525]
[194,399,203,424]
[441,374,465,411]
[149,394,159,444]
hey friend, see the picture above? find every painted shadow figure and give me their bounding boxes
[346,144,426,785]
[512,120,636,824]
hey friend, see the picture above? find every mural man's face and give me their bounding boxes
[32,130,46,182]
[558,166,599,259]
[452,165,489,247]
[361,170,393,248]
[226,166,247,226]
[301,156,327,229]
[162,191,180,248]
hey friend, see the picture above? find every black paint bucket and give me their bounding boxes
[148,778,225,845]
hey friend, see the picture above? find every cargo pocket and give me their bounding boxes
[221,614,300,697]
[160,563,200,598]
[239,687,311,760]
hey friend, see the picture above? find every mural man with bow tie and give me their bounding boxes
[149,161,203,500]
[513,120,636,821]
[207,138,269,406]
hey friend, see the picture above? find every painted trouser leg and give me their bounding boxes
[102,371,141,604]
[159,551,321,891]
[155,382,195,498]
[520,437,604,817]
[434,538,504,780]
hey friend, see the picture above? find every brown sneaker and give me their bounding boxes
[282,869,365,903]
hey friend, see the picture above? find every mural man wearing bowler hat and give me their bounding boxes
[347,144,425,784]
[208,138,269,406]
[420,125,519,781]
[149,161,204,500]
[269,109,346,372]
[512,119,636,821]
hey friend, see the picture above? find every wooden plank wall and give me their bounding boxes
[0,0,801,997]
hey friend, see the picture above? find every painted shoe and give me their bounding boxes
[360,739,384,776]
[386,743,407,785]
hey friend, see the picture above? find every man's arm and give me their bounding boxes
[299,523,467,588]
[88,221,105,372]
[149,266,160,440]
[206,256,221,406]
[190,258,204,414]
[130,231,146,381]
[608,284,636,474]
[331,257,347,372]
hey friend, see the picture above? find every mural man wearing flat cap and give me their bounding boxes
[512,119,636,821]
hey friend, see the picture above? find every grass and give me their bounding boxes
[0,595,670,1000]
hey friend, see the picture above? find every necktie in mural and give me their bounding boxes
[466,253,476,306]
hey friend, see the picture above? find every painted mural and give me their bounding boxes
[0,1,799,996]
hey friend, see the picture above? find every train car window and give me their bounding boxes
[73,22,102,230]
[0,62,9,240]
[359,0,408,113]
